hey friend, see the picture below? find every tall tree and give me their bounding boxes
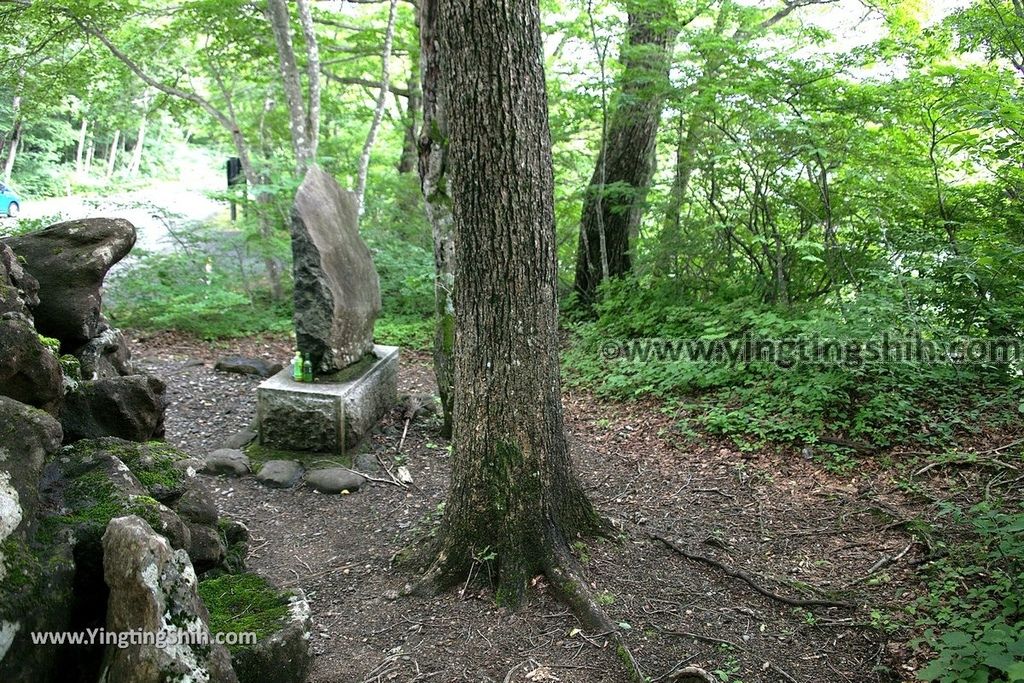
[420,0,605,599]
[573,0,679,306]
[417,0,455,437]
[413,7,653,679]
[266,0,321,173]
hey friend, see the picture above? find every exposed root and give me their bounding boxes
[544,542,646,683]
[667,667,717,683]
[651,531,854,609]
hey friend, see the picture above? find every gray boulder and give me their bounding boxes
[3,218,136,349]
[291,165,381,373]
[101,515,238,683]
[255,460,303,489]
[174,486,218,525]
[0,316,63,413]
[214,357,283,378]
[233,589,312,683]
[304,467,365,494]
[219,428,257,450]
[60,374,167,443]
[76,327,133,380]
[0,396,62,537]
[186,523,227,573]
[0,242,38,319]
[202,449,251,476]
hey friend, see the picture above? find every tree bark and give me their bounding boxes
[398,74,420,174]
[417,0,455,438]
[573,0,678,306]
[296,0,320,161]
[418,0,604,607]
[267,0,313,172]
[85,139,95,174]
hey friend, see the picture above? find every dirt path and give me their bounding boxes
[135,332,919,683]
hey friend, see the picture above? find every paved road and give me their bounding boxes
[4,180,226,254]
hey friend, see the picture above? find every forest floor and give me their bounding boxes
[132,330,980,683]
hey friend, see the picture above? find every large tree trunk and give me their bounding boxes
[417,0,454,437]
[418,0,604,607]
[573,0,678,306]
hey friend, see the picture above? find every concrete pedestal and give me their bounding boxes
[256,345,399,454]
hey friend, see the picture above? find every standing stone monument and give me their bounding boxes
[257,165,398,454]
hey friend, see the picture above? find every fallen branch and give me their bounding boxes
[650,532,853,609]
[660,629,740,649]
[845,542,913,587]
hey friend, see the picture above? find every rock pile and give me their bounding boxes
[0,218,310,683]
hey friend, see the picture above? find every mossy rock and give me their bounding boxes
[0,531,77,682]
[198,573,312,683]
[244,441,353,472]
[60,437,189,502]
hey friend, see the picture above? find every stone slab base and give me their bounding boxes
[256,345,399,454]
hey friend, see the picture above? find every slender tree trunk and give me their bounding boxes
[398,73,420,174]
[3,119,20,185]
[356,0,399,213]
[85,139,95,174]
[267,0,312,172]
[105,129,121,179]
[417,0,604,607]
[296,0,320,161]
[127,113,147,177]
[573,0,678,306]
[76,118,88,175]
[417,0,455,437]
[3,87,22,185]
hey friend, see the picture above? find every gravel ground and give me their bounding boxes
[133,331,923,683]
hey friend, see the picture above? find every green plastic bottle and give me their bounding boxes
[302,357,313,383]
[292,351,303,381]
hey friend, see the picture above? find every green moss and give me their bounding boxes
[244,442,351,471]
[440,311,455,355]
[117,441,187,495]
[43,467,162,541]
[0,534,74,618]
[314,352,377,384]
[59,354,81,380]
[37,334,60,355]
[197,573,291,651]
[0,536,40,594]
[68,439,188,499]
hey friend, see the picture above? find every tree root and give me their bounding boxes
[651,531,853,609]
[544,542,647,683]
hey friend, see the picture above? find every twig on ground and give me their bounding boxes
[769,661,800,683]
[650,532,853,609]
[660,629,740,649]
[846,542,913,587]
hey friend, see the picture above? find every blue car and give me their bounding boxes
[0,183,19,217]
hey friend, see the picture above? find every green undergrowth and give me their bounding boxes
[563,278,1023,464]
[909,502,1024,682]
[105,221,435,350]
[197,573,291,651]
